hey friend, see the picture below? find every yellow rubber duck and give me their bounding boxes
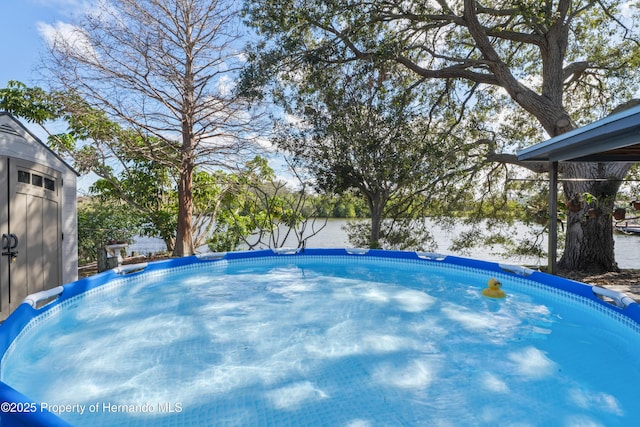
[482,278,506,299]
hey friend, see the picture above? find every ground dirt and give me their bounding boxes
[558,269,640,302]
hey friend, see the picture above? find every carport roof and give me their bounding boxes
[516,104,640,162]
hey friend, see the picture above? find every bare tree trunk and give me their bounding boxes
[174,158,195,256]
[558,162,632,272]
[174,27,196,257]
[561,211,617,272]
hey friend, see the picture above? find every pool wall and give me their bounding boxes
[1,248,639,426]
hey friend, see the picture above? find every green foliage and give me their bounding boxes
[244,0,640,270]
[208,157,330,251]
[48,133,76,153]
[207,159,272,251]
[344,219,437,251]
[332,202,356,219]
[270,57,481,249]
[0,81,62,124]
[309,193,369,218]
[77,199,141,265]
[243,0,640,113]
[90,159,178,250]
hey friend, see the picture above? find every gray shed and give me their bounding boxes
[0,112,79,320]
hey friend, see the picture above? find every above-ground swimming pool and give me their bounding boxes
[1,248,640,426]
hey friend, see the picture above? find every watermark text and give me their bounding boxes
[1,401,183,416]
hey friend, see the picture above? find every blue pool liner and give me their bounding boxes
[1,248,639,426]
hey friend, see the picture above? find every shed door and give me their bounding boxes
[1,158,62,319]
[0,158,7,316]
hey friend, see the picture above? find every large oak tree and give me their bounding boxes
[244,0,640,272]
[272,62,481,249]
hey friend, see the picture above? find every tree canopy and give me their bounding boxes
[271,59,483,248]
[243,0,640,272]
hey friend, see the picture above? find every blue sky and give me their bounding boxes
[0,1,97,190]
[1,2,108,193]
[0,1,285,193]
[0,1,77,88]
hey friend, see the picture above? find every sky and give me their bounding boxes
[0,1,101,191]
[0,0,86,143]
[0,0,79,89]
[0,0,286,193]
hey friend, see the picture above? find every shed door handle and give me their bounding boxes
[9,234,18,250]
[2,234,18,258]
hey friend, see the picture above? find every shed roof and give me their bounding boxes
[516,104,640,162]
[0,112,79,176]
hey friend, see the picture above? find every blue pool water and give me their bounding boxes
[2,250,640,426]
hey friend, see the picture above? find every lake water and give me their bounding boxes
[130,218,640,269]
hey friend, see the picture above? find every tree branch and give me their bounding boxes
[562,61,590,83]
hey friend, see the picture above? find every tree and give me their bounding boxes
[77,198,141,266]
[271,61,479,249]
[41,0,265,256]
[1,82,242,254]
[244,0,640,271]
[90,160,178,252]
[210,156,329,251]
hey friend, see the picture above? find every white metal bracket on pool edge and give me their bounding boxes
[345,248,369,255]
[416,252,447,261]
[22,286,64,308]
[498,264,535,276]
[592,286,635,309]
[114,263,149,275]
[196,252,227,260]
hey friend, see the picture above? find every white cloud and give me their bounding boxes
[37,21,72,48]
[619,1,638,28]
[216,75,235,98]
[37,21,98,61]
